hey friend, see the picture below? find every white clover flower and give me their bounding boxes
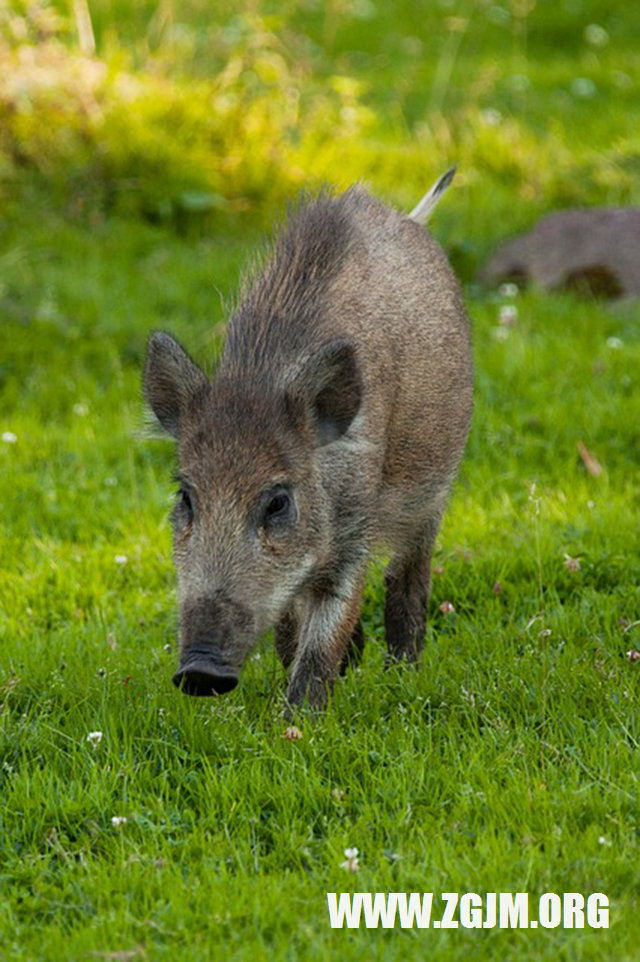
[111,816,127,827]
[73,403,89,417]
[499,304,518,326]
[283,725,303,741]
[86,731,103,748]
[480,108,502,127]
[571,77,596,99]
[2,432,17,444]
[340,847,360,872]
[606,336,623,350]
[613,71,632,89]
[114,554,128,565]
[584,24,609,47]
[499,282,519,298]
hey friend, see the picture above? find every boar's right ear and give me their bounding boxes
[285,339,362,445]
[143,332,208,438]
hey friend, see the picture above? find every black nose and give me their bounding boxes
[172,664,238,697]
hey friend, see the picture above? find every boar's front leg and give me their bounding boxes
[274,610,299,670]
[285,575,364,710]
[276,609,364,675]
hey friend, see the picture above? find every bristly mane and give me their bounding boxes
[223,188,363,377]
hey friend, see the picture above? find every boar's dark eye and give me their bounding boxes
[262,489,292,527]
[176,487,194,523]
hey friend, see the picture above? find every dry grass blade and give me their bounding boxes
[577,440,603,477]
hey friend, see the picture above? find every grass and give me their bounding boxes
[2,1,639,247]
[1,1,640,959]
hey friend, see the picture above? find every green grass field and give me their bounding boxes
[1,2,639,959]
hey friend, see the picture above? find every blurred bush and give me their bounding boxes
[0,2,379,227]
[0,1,638,237]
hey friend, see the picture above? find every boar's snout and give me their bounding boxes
[172,661,238,697]
[174,595,252,696]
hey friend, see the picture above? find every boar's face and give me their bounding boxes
[143,332,361,696]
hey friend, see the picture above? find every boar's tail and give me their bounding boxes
[407,166,457,225]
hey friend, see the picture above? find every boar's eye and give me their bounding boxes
[175,487,194,523]
[262,488,293,529]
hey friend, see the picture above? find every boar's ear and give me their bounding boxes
[143,332,208,438]
[285,339,362,445]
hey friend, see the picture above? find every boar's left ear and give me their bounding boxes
[285,339,362,444]
[143,332,208,438]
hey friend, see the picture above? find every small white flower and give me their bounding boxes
[340,847,360,872]
[73,403,89,417]
[598,835,611,846]
[163,643,172,653]
[499,304,518,326]
[613,71,632,89]
[571,77,596,99]
[105,477,118,487]
[499,282,519,298]
[587,500,595,510]
[584,24,609,47]
[2,432,17,444]
[114,555,128,565]
[480,107,502,126]
[283,725,303,741]
[606,336,623,350]
[111,816,127,827]
[86,731,103,748]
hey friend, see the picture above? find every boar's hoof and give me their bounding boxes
[172,664,238,697]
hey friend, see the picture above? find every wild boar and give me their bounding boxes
[144,169,473,709]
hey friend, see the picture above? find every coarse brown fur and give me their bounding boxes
[144,179,473,710]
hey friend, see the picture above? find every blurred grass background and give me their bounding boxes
[1,0,639,268]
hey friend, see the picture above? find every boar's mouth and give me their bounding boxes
[172,661,239,697]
